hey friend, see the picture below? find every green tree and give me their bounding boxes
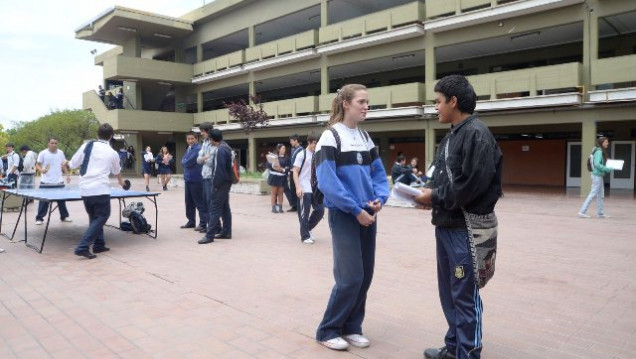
[9,110,99,156]
[0,124,12,150]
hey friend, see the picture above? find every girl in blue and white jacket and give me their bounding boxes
[314,84,390,351]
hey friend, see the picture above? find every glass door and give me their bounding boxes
[610,141,635,189]
[566,142,581,187]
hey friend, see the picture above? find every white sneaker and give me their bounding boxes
[319,337,349,351]
[309,231,316,240]
[597,214,611,218]
[35,220,43,225]
[343,334,370,348]
[578,213,590,218]
[61,218,73,223]
[302,238,314,244]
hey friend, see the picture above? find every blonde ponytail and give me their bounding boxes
[327,84,367,127]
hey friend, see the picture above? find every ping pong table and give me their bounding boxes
[0,187,160,253]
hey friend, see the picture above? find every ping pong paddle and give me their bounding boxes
[122,179,131,191]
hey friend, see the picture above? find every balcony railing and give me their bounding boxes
[426,0,522,19]
[591,54,636,87]
[245,30,317,63]
[262,96,318,119]
[193,50,245,77]
[103,56,193,84]
[194,108,231,126]
[427,62,582,101]
[319,2,425,44]
[320,82,426,112]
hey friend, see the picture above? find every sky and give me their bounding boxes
[0,0,206,129]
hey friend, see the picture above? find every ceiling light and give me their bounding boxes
[117,26,137,32]
[510,31,540,41]
[154,33,172,39]
[392,54,415,61]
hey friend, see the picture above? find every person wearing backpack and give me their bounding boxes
[67,123,124,259]
[19,145,37,189]
[314,84,389,351]
[291,131,323,244]
[578,136,614,218]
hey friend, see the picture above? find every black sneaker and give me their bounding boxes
[93,247,110,254]
[286,207,297,212]
[75,250,96,259]
[424,346,456,359]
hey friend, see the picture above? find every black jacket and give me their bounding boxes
[391,163,413,185]
[212,144,233,188]
[430,115,503,228]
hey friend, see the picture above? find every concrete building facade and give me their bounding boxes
[76,0,636,192]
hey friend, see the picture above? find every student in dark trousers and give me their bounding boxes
[415,75,503,359]
[198,129,232,244]
[291,131,323,244]
[285,133,303,212]
[315,84,390,351]
[68,123,124,259]
[181,132,208,232]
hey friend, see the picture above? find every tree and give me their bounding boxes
[224,95,270,134]
[9,110,100,156]
[0,124,12,151]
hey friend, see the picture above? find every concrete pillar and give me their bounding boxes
[196,44,203,63]
[248,134,257,172]
[424,34,436,103]
[122,35,141,57]
[197,91,203,114]
[320,57,329,95]
[580,120,597,196]
[425,120,437,170]
[582,2,598,94]
[321,0,329,27]
[174,136,187,175]
[248,26,256,47]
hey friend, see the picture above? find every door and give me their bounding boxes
[610,141,635,189]
[566,142,581,187]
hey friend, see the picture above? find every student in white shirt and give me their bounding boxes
[19,145,38,189]
[68,123,124,259]
[291,132,324,244]
[3,143,20,188]
[34,137,72,225]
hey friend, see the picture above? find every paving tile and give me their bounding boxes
[0,179,634,358]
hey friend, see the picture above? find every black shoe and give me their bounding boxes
[146,186,150,192]
[287,207,297,212]
[214,233,232,239]
[424,346,456,359]
[163,185,168,191]
[198,237,214,244]
[74,250,96,259]
[194,226,207,232]
[93,247,110,254]
[180,223,195,229]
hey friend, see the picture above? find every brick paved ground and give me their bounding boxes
[0,178,634,358]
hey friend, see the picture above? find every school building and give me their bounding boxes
[75,0,636,192]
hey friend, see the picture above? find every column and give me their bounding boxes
[320,57,329,95]
[248,25,255,47]
[582,2,598,94]
[580,120,597,196]
[248,134,257,172]
[197,91,203,114]
[424,34,436,103]
[425,121,436,170]
[321,0,329,27]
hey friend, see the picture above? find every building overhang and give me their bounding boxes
[75,6,193,48]
[423,93,583,114]
[317,24,425,56]
[424,0,583,33]
[588,88,636,104]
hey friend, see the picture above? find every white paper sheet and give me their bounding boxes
[606,159,624,171]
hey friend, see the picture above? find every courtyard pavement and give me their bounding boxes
[0,177,634,358]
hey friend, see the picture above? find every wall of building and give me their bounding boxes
[499,139,566,186]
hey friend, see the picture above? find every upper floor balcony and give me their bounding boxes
[103,55,193,84]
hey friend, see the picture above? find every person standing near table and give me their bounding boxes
[35,137,72,225]
[181,132,207,232]
[68,123,124,259]
[285,133,303,212]
[19,145,38,189]
[3,143,20,188]
[142,146,154,192]
[198,129,232,244]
